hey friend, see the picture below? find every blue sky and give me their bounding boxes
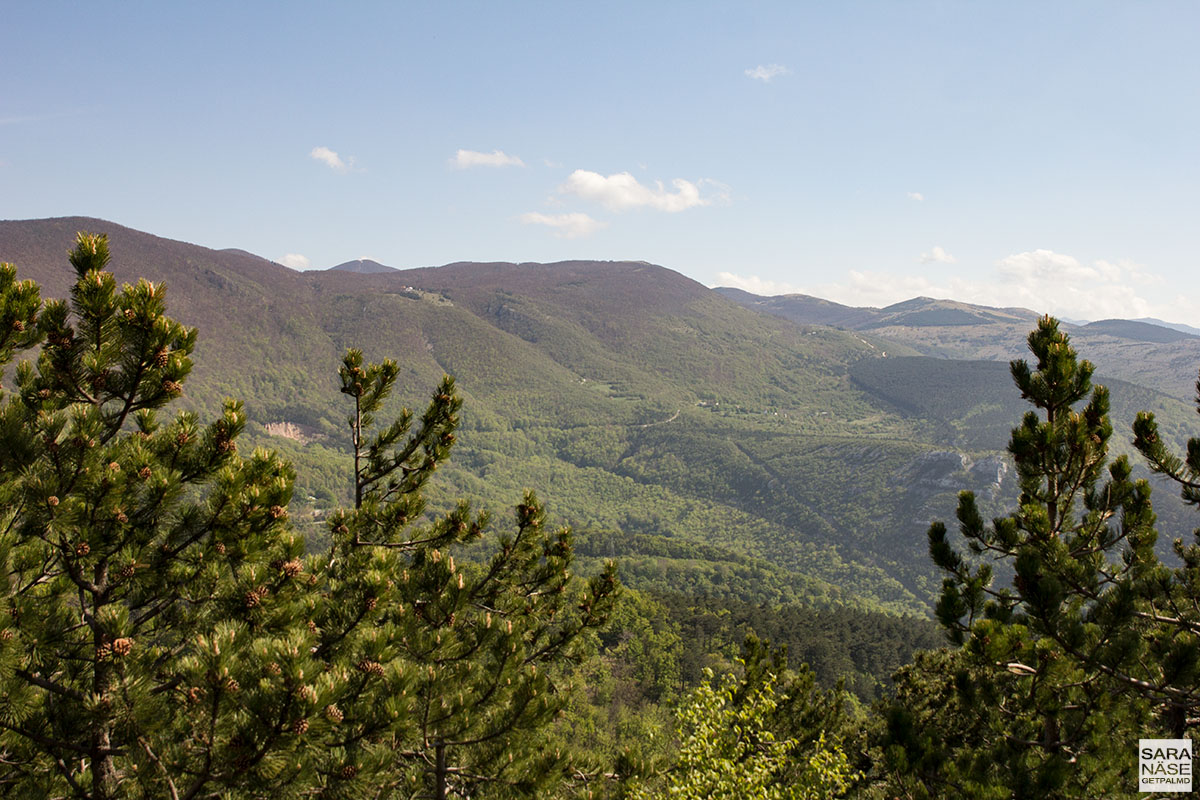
[4,2,1198,324]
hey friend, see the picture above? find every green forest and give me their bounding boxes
[4,233,1200,798]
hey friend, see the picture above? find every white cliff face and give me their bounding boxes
[901,451,971,489]
[898,451,1013,527]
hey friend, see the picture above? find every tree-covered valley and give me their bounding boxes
[4,218,1200,798]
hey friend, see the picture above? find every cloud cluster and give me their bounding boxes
[920,246,956,264]
[713,272,804,297]
[907,191,925,202]
[745,64,791,82]
[278,253,311,270]
[445,147,727,239]
[990,250,1162,320]
[453,149,525,169]
[560,170,723,213]
[310,146,355,172]
[518,212,607,239]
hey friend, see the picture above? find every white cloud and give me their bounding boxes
[907,192,925,202]
[519,212,607,239]
[712,272,804,297]
[279,253,312,270]
[821,271,947,307]
[560,170,721,213]
[310,146,355,172]
[996,249,1098,283]
[745,64,791,82]
[920,246,957,264]
[453,149,525,169]
[796,249,1192,324]
[990,249,1158,320]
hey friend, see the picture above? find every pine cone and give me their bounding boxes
[154,346,170,367]
[324,704,344,723]
[281,558,303,578]
[75,542,91,556]
[292,717,309,735]
[339,764,358,779]
[356,659,385,677]
[112,638,133,657]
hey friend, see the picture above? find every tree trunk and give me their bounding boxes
[434,741,447,800]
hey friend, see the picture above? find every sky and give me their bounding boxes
[3,1,1199,325]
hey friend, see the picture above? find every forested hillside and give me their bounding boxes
[3,217,1194,616]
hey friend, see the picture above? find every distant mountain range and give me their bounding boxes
[716,287,1200,401]
[714,288,1039,330]
[3,216,1197,615]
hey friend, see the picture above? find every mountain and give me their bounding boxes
[1134,318,1200,338]
[712,288,881,329]
[3,217,1196,616]
[870,296,1038,328]
[717,287,1200,402]
[328,257,398,274]
[1083,318,1200,344]
[712,289,1039,331]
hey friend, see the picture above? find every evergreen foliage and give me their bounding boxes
[313,349,619,799]
[0,235,618,800]
[0,234,316,798]
[885,317,1168,797]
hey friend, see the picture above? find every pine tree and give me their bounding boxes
[1131,374,1200,734]
[309,349,619,799]
[894,316,1162,797]
[0,235,322,798]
